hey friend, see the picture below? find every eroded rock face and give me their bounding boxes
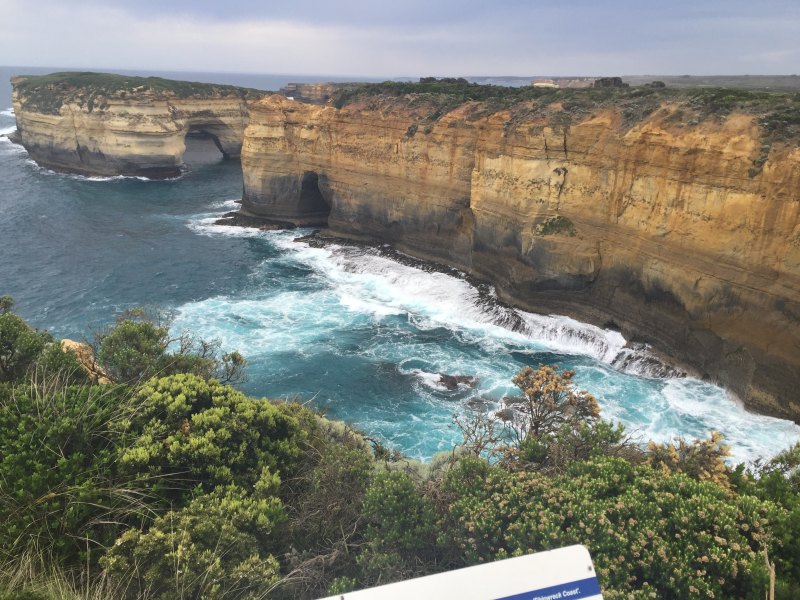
[242,94,800,422]
[11,75,262,178]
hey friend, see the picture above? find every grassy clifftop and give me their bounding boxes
[332,80,800,146]
[12,71,268,114]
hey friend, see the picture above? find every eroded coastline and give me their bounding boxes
[238,89,800,423]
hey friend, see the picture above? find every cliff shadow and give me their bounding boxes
[183,129,227,166]
[240,170,331,226]
[299,171,331,223]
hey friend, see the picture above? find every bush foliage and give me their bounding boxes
[14,72,266,115]
[0,299,798,599]
[331,80,800,147]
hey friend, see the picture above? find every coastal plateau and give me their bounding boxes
[239,84,800,422]
[10,72,265,178]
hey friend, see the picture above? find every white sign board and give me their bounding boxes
[319,544,603,600]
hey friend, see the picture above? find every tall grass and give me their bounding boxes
[0,553,129,600]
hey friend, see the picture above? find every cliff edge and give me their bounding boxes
[240,83,800,421]
[11,72,267,178]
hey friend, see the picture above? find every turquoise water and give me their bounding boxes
[1,102,798,464]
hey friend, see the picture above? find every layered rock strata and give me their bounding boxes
[241,94,800,422]
[11,73,265,178]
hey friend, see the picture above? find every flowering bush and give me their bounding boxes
[442,456,775,598]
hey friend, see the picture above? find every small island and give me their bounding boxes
[10,72,267,178]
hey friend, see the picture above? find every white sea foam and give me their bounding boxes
[0,108,14,118]
[409,369,450,391]
[339,291,405,317]
[0,130,25,155]
[20,158,180,182]
[186,216,265,238]
[174,294,330,355]
[276,234,631,364]
[83,174,155,182]
[209,198,241,211]
[178,215,800,463]
[655,379,800,464]
[185,203,647,371]
[517,311,626,363]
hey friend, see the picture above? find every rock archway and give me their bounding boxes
[181,118,244,162]
[11,73,261,179]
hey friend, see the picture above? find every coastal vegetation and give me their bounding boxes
[332,79,800,146]
[0,296,799,599]
[12,72,267,115]
[535,216,576,237]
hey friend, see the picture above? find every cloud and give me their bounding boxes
[1,0,798,76]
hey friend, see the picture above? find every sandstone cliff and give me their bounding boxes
[241,89,800,422]
[11,72,266,178]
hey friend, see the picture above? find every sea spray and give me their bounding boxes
[174,222,800,464]
[2,119,797,464]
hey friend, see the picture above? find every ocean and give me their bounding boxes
[1,66,798,463]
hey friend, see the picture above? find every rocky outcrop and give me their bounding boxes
[241,93,800,422]
[60,339,110,384]
[278,82,361,104]
[11,73,265,178]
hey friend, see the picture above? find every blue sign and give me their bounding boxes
[495,576,603,600]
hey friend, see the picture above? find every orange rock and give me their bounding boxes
[241,95,800,422]
[60,339,111,385]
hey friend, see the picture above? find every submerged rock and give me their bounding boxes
[494,407,515,422]
[438,374,476,390]
[213,211,292,230]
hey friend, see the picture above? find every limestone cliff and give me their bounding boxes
[241,89,800,422]
[11,72,266,178]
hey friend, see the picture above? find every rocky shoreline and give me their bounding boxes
[237,93,800,423]
[11,76,800,422]
[224,221,695,393]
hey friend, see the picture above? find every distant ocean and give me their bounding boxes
[1,66,798,463]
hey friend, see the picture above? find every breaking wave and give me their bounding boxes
[176,218,800,463]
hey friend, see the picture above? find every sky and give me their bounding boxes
[1,0,799,77]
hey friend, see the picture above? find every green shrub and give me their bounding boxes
[0,307,50,382]
[535,216,577,237]
[96,311,246,384]
[647,431,731,488]
[0,382,132,564]
[359,471,440,583]
[119,374,305,497]
[327,576,358,595]
[733,443,800,598]
[97,318,173,382]
[15,72,266,115]
[102,481,283,600]
[34,342,91,385]
[442,455,775,598]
